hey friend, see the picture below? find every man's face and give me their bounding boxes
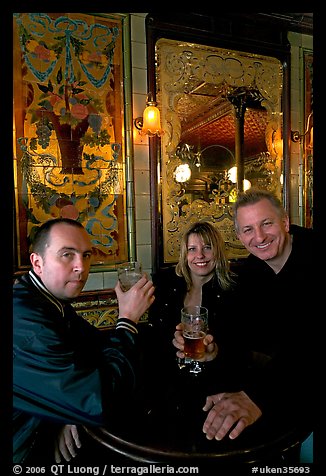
[236,198,290,262]
[30,223,93,300]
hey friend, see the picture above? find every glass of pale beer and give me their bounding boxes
[117,261,142,291]
[181,306,208,374]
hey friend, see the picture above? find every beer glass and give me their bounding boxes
[181,306,208,374]
[117,261,142,291]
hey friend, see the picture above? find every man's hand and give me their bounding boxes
[54,424,81,463]
[173,323,218,362]
[202,390,262,440]
[115,275,155,324]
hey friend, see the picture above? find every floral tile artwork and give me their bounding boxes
[13,13,128,269]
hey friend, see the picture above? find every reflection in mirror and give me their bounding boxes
[156,38,284,263]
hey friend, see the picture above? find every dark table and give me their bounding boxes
[83,365,312,465]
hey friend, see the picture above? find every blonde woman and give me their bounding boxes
[145,221,246,393]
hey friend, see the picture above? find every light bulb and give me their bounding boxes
[174,164,191,183]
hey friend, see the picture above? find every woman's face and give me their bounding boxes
[186,233,215,279]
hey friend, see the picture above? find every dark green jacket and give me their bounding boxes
[13,271,139,463]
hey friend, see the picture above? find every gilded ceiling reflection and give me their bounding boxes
[156,38,284,263]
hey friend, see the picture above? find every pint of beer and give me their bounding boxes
[181,306,208,361]
[183,330,206,360]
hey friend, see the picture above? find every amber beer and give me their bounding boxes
[181,306,208,363]
[183,330,206,360]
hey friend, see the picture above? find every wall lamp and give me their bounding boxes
[291,111,313,144]
[134,93,163,137]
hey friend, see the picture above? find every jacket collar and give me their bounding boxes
[28,269,65,316]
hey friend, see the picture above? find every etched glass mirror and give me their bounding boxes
[156,38,284,263]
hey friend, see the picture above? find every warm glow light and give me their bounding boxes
[227,166,251,190]
[243,179,251,191]
[228,166,237,183]
[174,163,191,183]
[274,138,283,157]
[308,126,313,149]
[135,94,164,137]
[142,105,162,136]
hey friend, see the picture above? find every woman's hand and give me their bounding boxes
[54,424,81,463]
[202,391,262,440]
[172,323,218,362]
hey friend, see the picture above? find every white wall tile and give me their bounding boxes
[131,14,146,42]
[135,194,151,220]
[137,244,152,270]
[134,143,150,170]
[103,271,118,289]
[132,68,148,95]
[133,92,147,120]
[136,219,151,244]
[84,272,104,291]
[131,41,147,69]
[134,169,150,195]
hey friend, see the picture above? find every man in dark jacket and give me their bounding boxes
[13,218,155,463]
[201,189,316,441]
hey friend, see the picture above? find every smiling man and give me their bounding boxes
[234,189,293,273]
[201,188,316,449]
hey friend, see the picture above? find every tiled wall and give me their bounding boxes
[72,288,149,330]
[84,13,150,291]
[131,13,152,278]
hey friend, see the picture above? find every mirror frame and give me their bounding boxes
[146,13,291,273]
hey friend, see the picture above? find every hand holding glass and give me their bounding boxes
[181,306,208,373]
[117,261,142,291]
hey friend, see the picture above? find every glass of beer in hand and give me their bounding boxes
[181,306,208,374]
[117,261,142,291]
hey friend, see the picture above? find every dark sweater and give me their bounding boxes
[234,225,317,424]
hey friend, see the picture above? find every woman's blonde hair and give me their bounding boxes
[175,221,234,291]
